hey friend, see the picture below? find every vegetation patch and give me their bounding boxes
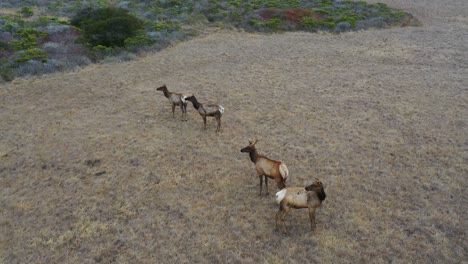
[253,8,328,30]
[0,0,420,81]
[71,7,144,48]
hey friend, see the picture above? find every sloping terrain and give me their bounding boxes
[1,0,467,263]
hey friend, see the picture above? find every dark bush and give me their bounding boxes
[71,7,144,48]
[0,40,9,50]
[0,67,14,82]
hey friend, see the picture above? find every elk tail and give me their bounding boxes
[275,188,287,205]
[279,163,289,181]
[219,105,225,115]
[181,95,187,104]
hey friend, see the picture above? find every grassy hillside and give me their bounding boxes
[1,0,467,263]
[0,0,419,81]
[1,24,467,263]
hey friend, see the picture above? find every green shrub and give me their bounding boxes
[249,19,265,27]
[318,0,333,8]
[124,34,155,50]
[300,17,318,30]
[228,0,242,7]
[0,41,9,51]
[153,20,181,32]
[36,16,69,25]
[266,17,282,30]
[71,7,144,48]
[88,44,114,61]
[47,1,63,12]
[318,17,336,28]
[1,67,15,82]
[11,27,47,51]
[265,0,281,8]
[92,45,112,53]
[15,48,48,63]
[20,6,34,17]
[2,16,26,34]
[338,13,357,27]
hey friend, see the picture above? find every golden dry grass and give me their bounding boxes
[1,0,467,263]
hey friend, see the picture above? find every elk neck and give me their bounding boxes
[190,97,202,110]
[249,148,260,163]
[161,87,170,98]
[318,188,326,202]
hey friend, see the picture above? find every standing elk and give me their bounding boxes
[275,178,326,234]
[240,138,289,195]
[156,84,189,121]
[185,95,224,132]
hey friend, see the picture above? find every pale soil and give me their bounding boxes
[1,0,467,263]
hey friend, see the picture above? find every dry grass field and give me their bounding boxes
[1,0,467,263]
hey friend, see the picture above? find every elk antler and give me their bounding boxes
[249,137,259,146]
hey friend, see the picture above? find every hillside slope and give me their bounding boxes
[1,0,467,263]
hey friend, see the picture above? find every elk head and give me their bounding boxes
[156,84,167,91]
[240,138,259,153]
[185,95,195,101]
[305,178,326,201]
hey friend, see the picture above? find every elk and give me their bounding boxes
[275,178,326,234]
[185,95,224,132]
[240,138,289,195]
[156,84,189,121]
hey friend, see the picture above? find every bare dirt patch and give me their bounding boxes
[1,0,467,263]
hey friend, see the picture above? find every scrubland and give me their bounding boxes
[1,0,415,81]
[1,0,467,263]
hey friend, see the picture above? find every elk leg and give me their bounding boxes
[275,177,286,190]
[258,175,264,196]
[275,208,282,231]
[171,104,176,117]
[180,104,185,121]
[308,207,317,231]
[203,116,207,130]
[215,116,221,132]
[281,206,290,234]
[264,176,269,195]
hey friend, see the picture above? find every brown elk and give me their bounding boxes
[185,95,224,132]
[275,178,326,234]
[156,84,189,121]
[240,138,289,195]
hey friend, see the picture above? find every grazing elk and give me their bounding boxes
[275,178,326,234]
[156,84,189,121]
[185,95,224,132]
[240,138,289,195]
